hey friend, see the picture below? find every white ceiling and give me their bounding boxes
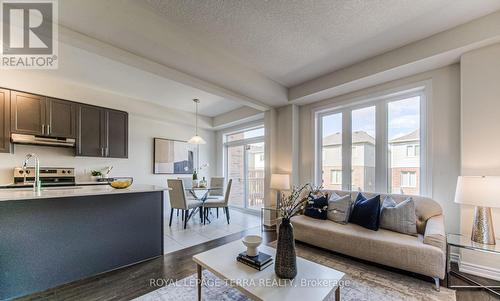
[55,0,500,115]
[42,42,242,117]
[143,0,500,87]
[61,45,243,117]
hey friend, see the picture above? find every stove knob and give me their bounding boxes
[62,170,66,174]
[18,170,24,174]
[26,170,31,174]
[67,170,72,174]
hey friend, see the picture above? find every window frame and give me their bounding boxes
[330,170,342,185]
[406,145,415,157]
[400,171,417,188]
[314,83,429,196]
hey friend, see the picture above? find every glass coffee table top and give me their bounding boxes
[447,233,500,254]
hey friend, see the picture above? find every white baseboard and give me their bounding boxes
[449,252,460,263]
[459,260,500,281]
[450,252,500,281]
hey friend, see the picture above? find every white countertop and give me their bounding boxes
[0,184,170,202]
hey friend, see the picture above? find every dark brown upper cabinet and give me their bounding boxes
[76,104,105,157]
[10,91,46,135]
[76,105,128,158]
[0,89,10,153]
[105,109,128,158]
[10,91,76,138]
[46,98,76,138]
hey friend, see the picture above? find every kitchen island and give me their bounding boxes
[0,185,167,300]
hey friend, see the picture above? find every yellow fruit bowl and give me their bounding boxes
[108,177,133,189]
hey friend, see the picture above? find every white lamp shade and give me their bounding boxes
[270,174,290,190]
[455,176,500,208]
[187,135,206,144]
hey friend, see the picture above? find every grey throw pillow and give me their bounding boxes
[380,196,417,236]
[327,193,352,224]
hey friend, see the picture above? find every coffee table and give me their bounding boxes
[193,240,345,301]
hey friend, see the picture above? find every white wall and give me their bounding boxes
[0,115,214,186]
[0,77,216,192]
[460,42,500,279]
[299,64,461,233]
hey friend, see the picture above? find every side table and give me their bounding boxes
[446,233,500,297]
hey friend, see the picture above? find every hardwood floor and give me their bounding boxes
[448,263,500,301]
[17,229,498,301]
[17,228,276,301]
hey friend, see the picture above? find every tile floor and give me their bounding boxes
[163,208,261,254]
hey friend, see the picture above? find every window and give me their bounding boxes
[330,170,342,184]
[320,113,342,189]
[351,106,376,192]
[388,96,420,195]
[406,144,420,157]
[226,127,265,142]
[401,171,417,187]
[406,145,414,157]
[316,87,426,195]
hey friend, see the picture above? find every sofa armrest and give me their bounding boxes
[423,215,446,251]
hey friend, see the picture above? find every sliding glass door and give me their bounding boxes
[227,145,245,208]
[224,127,265,211]
[245,142,265,210]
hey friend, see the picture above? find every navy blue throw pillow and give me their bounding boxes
[304,194,329,220]
[349,193,381,230]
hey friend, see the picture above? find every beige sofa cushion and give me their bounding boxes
[291,215,445,279]
[380,196,417,236]
[327,193,352,224]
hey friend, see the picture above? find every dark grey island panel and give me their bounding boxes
[0,190,164,300]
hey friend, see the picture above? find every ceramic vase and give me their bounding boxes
[275,218,297,279]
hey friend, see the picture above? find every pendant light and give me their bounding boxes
[188,98,206,144]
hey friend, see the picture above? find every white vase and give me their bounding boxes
[242,235,262,257]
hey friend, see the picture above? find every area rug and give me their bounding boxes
[135,241,456,301]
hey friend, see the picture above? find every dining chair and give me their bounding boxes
[206,177,225,218]
[178,177,193,189]
[203,179,232,224]
[176,177,193,217]
[167,179,203,229]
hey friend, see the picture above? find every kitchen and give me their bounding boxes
[0,86,215,300]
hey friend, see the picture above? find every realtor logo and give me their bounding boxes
[0,0,58,68]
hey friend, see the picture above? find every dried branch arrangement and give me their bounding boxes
[278,183,325,220]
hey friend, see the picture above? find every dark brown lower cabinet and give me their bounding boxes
[0,89,10,152]
[77,104,128,158]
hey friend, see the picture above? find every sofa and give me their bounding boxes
[288,190,446,290]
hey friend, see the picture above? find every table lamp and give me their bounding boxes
[270,174,290,208]
[455,176,500,245]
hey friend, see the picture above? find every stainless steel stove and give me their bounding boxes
[11,167,76,188]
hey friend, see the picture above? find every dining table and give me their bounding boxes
[185,187,219,224]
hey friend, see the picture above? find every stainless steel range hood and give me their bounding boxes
[11,134,76,147]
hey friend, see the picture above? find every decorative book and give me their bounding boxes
[236,251,273,271]
[238,251,272,265]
